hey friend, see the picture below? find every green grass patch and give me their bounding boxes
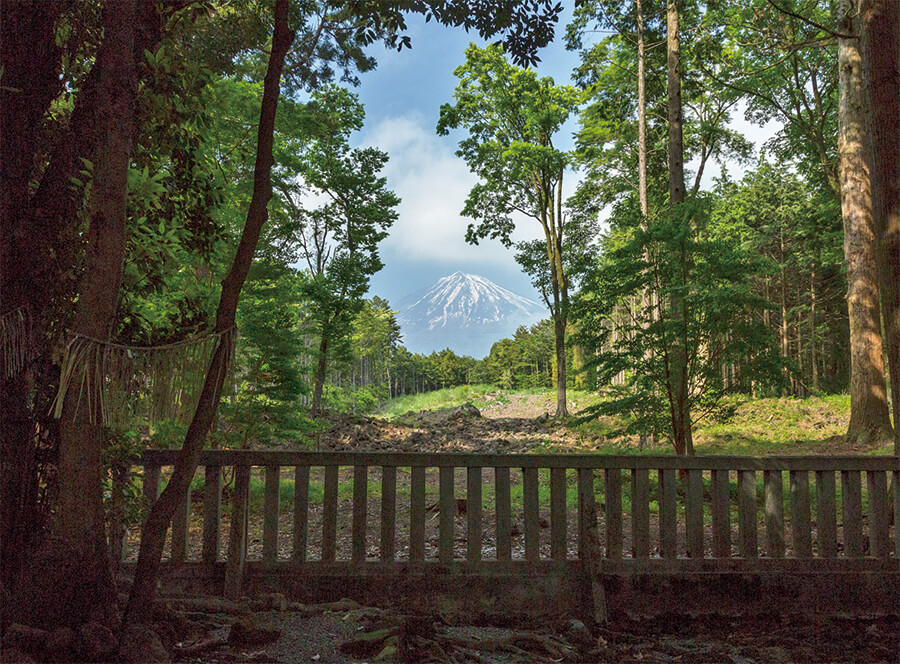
[375,384,498,418]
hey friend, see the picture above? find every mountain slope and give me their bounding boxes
[396,272,544,358]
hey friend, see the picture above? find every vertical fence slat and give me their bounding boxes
[467,467,483,563]
[738,470,757,559]
[764,470,784,558]
[790,470,812,559]
[380,466,396,562]
[685,469,704,559]
[711,469,731,558]
[605,468,623,559]
[171,476,191,564]
[224,465,250,600]
[202,465,221,563]
[550,468,567,561]
[842,470,863,558]
[523,467,540,563]
[632,468,650,559]
[439,466,455,564]
[659,468,677,558]
[495,467,511,561]
[816,470,837,558]
[144,464,161,511]
[577,468,596,561]
[352,465,367,564]
[894,471,900,560]
[110,464,129,564]
[410,466,426,563]
[867,470,889,559]
[263,465,280,563]
[322,465,338,563]
[293,466,309,562]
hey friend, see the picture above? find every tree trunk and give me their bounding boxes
[860,0,900,453]
[837,0,894,442]
[124,0,295,625]
[313,335,329,413]
[554,312,568,418]
[811,261,819,391]
[666,0,693,455]
[52,0,139,628]
[0,0,69,599]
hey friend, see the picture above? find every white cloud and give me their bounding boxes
[358,114,538,268]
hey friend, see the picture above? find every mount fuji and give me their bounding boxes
[395,272,545,358]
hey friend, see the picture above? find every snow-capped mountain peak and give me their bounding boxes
[396,273,544,358]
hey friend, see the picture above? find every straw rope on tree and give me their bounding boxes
[51,326,237,428]
[1,306,33,378]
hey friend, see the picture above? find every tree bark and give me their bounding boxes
[860,0,900,453]
[0,0,70,599]
[666,0,693,455]
[125,0,295,625]
[52,0,139,627]
[313,335,329,413]
[837,0,894,443]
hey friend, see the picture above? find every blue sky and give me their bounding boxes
[349,10,778,307]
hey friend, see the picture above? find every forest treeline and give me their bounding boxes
[1,0,897,651]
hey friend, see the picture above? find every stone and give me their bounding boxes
[0,647,36,663]
[118,625,171,664]
[228,616,283,648]
[3,624,48,654]
[564,619,595,650]
[77,621,117,660]
[45,627,76,661]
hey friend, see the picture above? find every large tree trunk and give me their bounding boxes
[666,0,693,455]
[124,0,295,625]
[50,0,140,629]
[860,0,900,454]
[0,0,70,600]
[837,0,893,443]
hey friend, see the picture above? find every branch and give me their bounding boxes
[765,0,855,39]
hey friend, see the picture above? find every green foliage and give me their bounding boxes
[216,260,310,448]
[573,193,786,445]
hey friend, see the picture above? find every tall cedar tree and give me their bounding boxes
[836,0,893,442]
[860,0,900,452]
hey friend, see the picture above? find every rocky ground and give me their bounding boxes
[133,594,897,664]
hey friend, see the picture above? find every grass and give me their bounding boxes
[375,384,500,419]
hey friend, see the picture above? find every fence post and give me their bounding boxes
[495,467,512,561]
[439,466,456,565]
[711,469,731,558]
[224,464,250,600]
[171,473,192,565]
[202,464,222,563]
[816,470,837,558]
[263,465,281,563]
[380,466,396,562]
[738,470,757,558]
[790,470,812,558]
[467,467,483,564]
[293,465,309,562]
[631,468,650,559]
[352,465,367,565]
[685,469,704,559]
[764,470,784,558]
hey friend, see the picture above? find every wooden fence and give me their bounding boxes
[136,451,898,588]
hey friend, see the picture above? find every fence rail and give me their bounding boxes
[135,450,899,586]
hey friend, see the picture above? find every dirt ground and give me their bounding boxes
[169,599,899,664]
[152,396,897,663]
